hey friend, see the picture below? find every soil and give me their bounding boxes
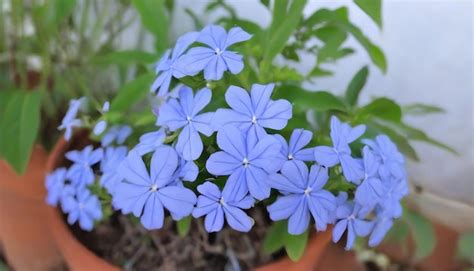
[69,206,278,271]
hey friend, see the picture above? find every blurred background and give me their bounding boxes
[0,0,472,270]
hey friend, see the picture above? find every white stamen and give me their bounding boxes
[288,154,294,160]
[243,158,250,167]
[251,116,257,124]
[151,184,158,192]
[186,116,192,122]
[304,187,312,195]
[215,48,222,55]
[348,214,355,220]
[219,197,226,206]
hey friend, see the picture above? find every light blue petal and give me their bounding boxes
[369,217,393,247]
[308,164,329,190]
[267,194,300,221]
[224,205,253,232]
[206,151,241,175]
[193,112,215,136]
[222,168,249,201]
[191,87,212,116]
[203,55,226,80]
[223,26,252,48]
[288,198,310,235]
[150,146,179,186]
[225,85,253,116]
[176,125,203,161]
[340,154,364,184]
[158,186,197,218]
[289,129,313,154]
[204,206,225,232]
[258,100,292,130]
[171,31,199,60]
[222,51,244,74]
[197,25,227,49]
[140,194,164,230]
[216,125,246,159]
[179,47,215,75]
[354,219,374,237]
[197,181,222,200]
[156,99,187,130]
[193,196,219,218]
[246,166,271,200]
[118,151,151,186]
[332,219,348,243]
[279,161,308,190]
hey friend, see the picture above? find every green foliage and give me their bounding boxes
[457,231,474,264]
[354,0,382,28]
[91,50,159,66]
[0,91,41,174]
[402,103,445,116]
[345,66,369,107]
[403,209,436,260]
[132,0,169,53]
[109,73,156,113]
[176,216,192,237]
[263,221,309,262]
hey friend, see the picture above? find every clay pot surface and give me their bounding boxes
[46,138,119,271]
[0,145,62,271]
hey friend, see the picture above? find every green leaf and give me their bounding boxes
[403,209,436,260]
[345,66,369,106]
[91,50,158,66]
[402,103,445,116]
[309,66,334,78]
[354,0,382,28]
[457,231,474,264]
[132,0,169,53]
[110,73,155,112]
[358,98,402,122]
[176,216,192,237]
[0,91,41,174]
[285,230,309,262]
[263,220,287,254]
[274,86,347,113]
[263,0,307,63]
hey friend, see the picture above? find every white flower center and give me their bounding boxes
[219,197,226,206]
[304,187,312,195]
[215,48,222,55]
[348,214,356,220]
[251,115,257,124]
[186,116,192,122]
[288,154,294,160]
[151,184,158,192]
[242,158,250,167]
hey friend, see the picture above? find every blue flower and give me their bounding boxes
[58,97,84,141]
[156,86,214,161]
[192,181,254,232]
[377,176,408,219]
[100,146,128,194]
[206,125,282,200]
[332,201,374,250]
[66,145,103,187]
[101,125,132,147]
[172,158,199,185]
[113,147,197,230]
[92,101,110,136]
[133,128,166,155]
[355,146,385,212]
[274,129,315,164]
[314,116,366,183]
[61,187,102,231]
[213,84,292,139]
[178,25,251,80]
[151,31,199,96]
[45,167,68,206]
[363,134,406,180]
[368,215,394,247]
[267,161,336,234]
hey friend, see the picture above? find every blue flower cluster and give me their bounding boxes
[46,25,408,250]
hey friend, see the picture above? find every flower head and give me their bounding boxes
[100,146,128,194]
[332,201,374,250]
[133,128,166,155]
[206,125,282,200]
[363,134,406,180]
[314,116,366,183]
[151,32,199,96]
[172,158,199,185]
[267,161,336,234]
[92,101,110,136]
[66,145,103,187]
[113,147,197,230]
[58,97,84,141]
[45,167,68,206]
[178,25,251,80]
[101,125,132,147]
[355,146,385,212]
[61,187,102,231]
[213,84,292,139]
[275,129,315,164]
[193,181,254,232]
[156,86,214,160]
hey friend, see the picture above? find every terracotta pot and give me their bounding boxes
[46,137,119,271]
[255,229,333,271]
[0,146,62,271]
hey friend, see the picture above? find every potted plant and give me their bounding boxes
[42,1,455,270]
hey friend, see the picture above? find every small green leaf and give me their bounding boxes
[176,216,192,237]
[263,220,287,254]
[403,209,436,260]
[0,91,41,174]
[457,231,474,264]
[345,66,369,106]
[285,230,309,262]
[110,73,155,112]
[309,67,333,78]
[358,98,402,122]
[274,86,347,113]
[91,50,158,66]
[132,0,169,53]
[402,103,445,116]
[354,0,382,28]
[263,0,307,62]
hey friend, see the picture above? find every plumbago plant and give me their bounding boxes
[44,1,454,264]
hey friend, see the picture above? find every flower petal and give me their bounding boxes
[225,85,253,116]
[222,167,249,201]
[191,87,212,116]
[140,194,165,230]
[171,31,199,60]
[216,125,246,159]
[206,151,241,175]
[156,98,187,130]
[150,146,179,186]
[258,100,293,130]
[176,125,203,161]
[178,47,215,76]
[354,219,374,237]
[158,186,197,218]
[204,55,227,80]
[197,181,222,200]
[113,182,150,216]
[314,146,339,167]
[332,219,348,243]
[308,164,329,190]
[197,25,227,49]
[204,206,225,232]
[288,198,310,235]
[340,154,364,184]
[224,205,253,232]
[193,112,215,136]
[223,26,252,48]
[246,166,271,200]
[222,51,244,74]
[267,194,300,221]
